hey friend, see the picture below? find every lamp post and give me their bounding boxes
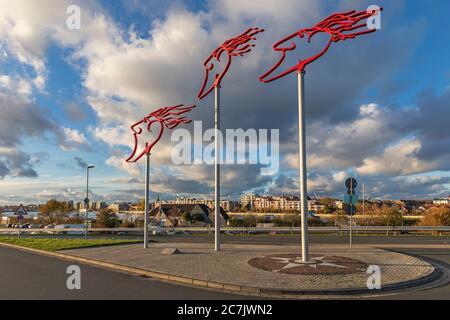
[85,165,95,240]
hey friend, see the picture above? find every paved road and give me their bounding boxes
[0,246,246,300]
[0,235,449,299]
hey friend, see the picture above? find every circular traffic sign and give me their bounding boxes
[345,177,358,190]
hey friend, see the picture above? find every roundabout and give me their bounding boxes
[62,242,441,297]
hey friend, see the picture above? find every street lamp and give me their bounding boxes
[85,165,95,240]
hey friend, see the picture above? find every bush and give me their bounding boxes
[420,206,450,226]
[228,216,257,228]
[120,222,136,228]
[96,209,119,228]
[308,217,327,227]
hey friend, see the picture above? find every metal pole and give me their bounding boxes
[349,206,353,249]
[85,168,89,240]
[349,179,353,249]
[362,183,366,232]
[298,71,309,262]
[362,183,365,217]
[144,153,150,249]
[215,84,221,252]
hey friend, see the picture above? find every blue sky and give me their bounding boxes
[0,0,449,205]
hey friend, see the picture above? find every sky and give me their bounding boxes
[0,0,449,205]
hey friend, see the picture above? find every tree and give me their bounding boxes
[39,199,70,224]
[420,206,450,226]
[382,206,403,226]
[96,208,119,228]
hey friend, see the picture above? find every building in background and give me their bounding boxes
[108,202,130,212]
[433,196,450,206]
[239,194,321,212]
[156,197,235,212]
[149,203,229,227]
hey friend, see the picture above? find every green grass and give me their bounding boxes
[0,237,141,252]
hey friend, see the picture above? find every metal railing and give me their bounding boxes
[0,226,449,235]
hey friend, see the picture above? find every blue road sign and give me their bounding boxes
[344,194,358,205]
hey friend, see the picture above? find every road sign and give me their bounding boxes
[345,178,358,190]
[17,215,24,221]
[344,194,359,205]
[15,204,28,216]
[344,204,356,216]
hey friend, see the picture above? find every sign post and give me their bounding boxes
[345,177,358,249]
[259,8,382,262]
[126,105,195,248]
[17,215,23,238]
[198,28,264,252]
[15,205,27,239]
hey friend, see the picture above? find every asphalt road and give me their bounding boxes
[0,245,246,300]
[0,235,449,300]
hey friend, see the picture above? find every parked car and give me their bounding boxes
[21,223,30,229]
[6,224,13,228]
[28,224,41,229]
[44,224,55,229]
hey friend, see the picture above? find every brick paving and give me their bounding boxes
[65,243,435,292]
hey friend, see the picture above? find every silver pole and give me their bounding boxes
[85,168,89,240]
[144,153,150,249]
[362,183,365,217]
[215,84,221,252]
[349,208,353,249]
[298,71,309,262]
[362,183,365,230]
[349,179,353,249]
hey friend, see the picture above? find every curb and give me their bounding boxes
[0,242,441,297]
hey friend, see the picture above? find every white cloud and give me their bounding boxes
[60,127,89,151]
[0,0,449,201]
[106,154,142,177]
[356,139,433,176]
[0,75,32,96]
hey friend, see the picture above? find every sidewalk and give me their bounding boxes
[64,242,438,296]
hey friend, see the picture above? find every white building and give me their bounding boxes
[156,197,234,212]
[239,194,322,212]
[433,196,450,205]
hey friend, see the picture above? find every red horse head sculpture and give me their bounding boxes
[126,104,195,163]
[198,27,265,100]
[260,8,383,83]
